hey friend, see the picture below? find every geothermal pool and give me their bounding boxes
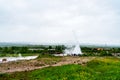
[0,56,38,63]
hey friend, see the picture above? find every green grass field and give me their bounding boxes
[0,57,120,80]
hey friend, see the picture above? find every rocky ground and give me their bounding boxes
[0,57,95,73]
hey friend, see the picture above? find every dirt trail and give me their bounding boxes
[0,57,95,73]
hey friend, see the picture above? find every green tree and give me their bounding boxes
[2,47,8,53]
[20,47,28,53]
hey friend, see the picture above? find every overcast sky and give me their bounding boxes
[0,0,120,45]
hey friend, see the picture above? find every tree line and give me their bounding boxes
[0,45,120,56]
[0,45,66,54]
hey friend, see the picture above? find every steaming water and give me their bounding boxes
[0,56,38,63]
[18,53,22,57]
[72,44,82,55]
[64,44,82,55]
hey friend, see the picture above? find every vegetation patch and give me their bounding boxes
[0,57,120,80]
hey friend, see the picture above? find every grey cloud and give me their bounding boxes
[0,0,120,45]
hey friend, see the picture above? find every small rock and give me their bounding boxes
[2,58,7,62]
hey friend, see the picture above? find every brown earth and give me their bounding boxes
[0,57,95,73]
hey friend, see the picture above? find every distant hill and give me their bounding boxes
[0,42,29,47]
[0,42,120,48]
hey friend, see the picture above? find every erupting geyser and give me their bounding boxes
[64,31,83,55]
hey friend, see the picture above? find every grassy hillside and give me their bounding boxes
[0,57,120,80]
